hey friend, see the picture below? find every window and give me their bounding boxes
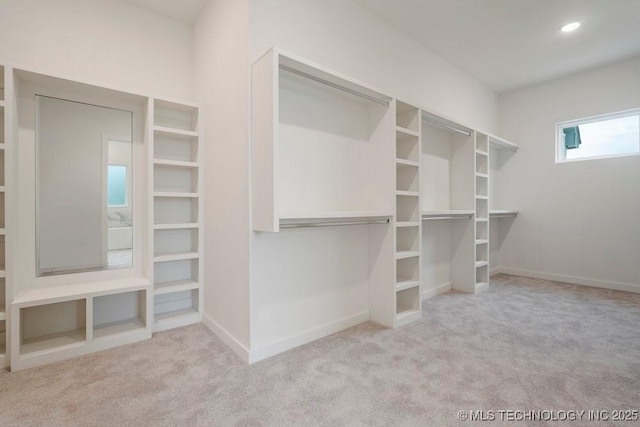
[107,165,127,207]
[556,109,640,163]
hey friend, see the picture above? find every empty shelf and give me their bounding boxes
[395,280,420,292]
[396,158,419,167]
[396,191,419,197]
[490,210,519,217]
[476,172,488,178]
[396,126,420,138]
[20,328,86,356]
[279,211,393,220]
[396,221,420,228]
[475,261,488,268]
[154,159,199,168]
[153,223,199,230]
[422,210,474,220]
[94,318,145,340]
[396,251,420,260]
[488,135,519,151]
[476,239,488,245]
[154,252,199,263]
[154,125,198,139]
[154,280,199,295]
[154,192,199,198]
[475,195,488,200]
[476,149,488,156]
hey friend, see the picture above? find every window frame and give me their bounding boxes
[556,108,640,164]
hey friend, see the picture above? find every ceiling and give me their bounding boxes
[124,0,208,25]
[124,0,640,93]
[355,0,640,93]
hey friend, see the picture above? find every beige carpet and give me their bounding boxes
[1,274,639,426]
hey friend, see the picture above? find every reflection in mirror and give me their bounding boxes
[36,96,133,276]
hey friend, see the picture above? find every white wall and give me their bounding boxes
[193,0,251,354]
[249,0,499,357]
[497,56,640,291]
[250,0,497,130]
[0,0,193,101]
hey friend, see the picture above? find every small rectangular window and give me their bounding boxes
[556,109,640,163]
[108,165,128,207]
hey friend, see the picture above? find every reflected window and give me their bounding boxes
[107,165,128,207]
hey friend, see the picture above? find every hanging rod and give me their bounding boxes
[422,117,471,136]
[279,64,390,107]
[280,218,390,229]
[422,215,473,221]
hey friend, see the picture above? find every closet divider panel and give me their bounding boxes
[0,65,8,367]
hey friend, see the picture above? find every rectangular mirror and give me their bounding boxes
[36,96,133,276]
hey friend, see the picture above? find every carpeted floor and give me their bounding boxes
[1,274,639,426]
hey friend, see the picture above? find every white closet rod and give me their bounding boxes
[280,219,390,229]
[422,118,471,136]
[279,65,390,106]
[422,215,473,221]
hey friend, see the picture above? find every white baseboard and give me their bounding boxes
[493,267,640,294]
[422,283,452,300]
[202,312,250,363]
[248,311,369,364]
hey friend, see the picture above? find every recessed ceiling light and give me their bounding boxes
[561,22,581,33]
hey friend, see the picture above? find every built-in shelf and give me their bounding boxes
[153,223,199,230]
[475,239,488,245]
[396,158,419,167]
[396,221,420,228]
[154,280,199,295]
[12,278,150,306]
[475,195,488,200]
[153,159,199,168]
[279,211,393,220]
[475,261,488,268]
[154,125,198,139]
[395,305,420,320]
[93,319,145,341]
[153,252,199,263]
[476,149,488,156]
[20,329,86,356]
[476,172,488,178]
[395,279,419,292]
[396,191,419,197]
[488,134,519,151]
[396,126,420,138]
[396,251,420,260]
[489,210,519,217]
[153,192,199,198]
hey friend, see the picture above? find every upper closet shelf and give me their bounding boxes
[422,210,474,220]
[489,210,519,218]
[486,133,518,151]
[421,109,473,136]
[276,49,392,106]
[153,126,198,139]
[279,212,392,229]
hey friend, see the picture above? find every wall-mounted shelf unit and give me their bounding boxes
[11,279,150,371]
[474,133,490,292]
[151,99,202,332]
[0,64,7,368]
[393,101,422,327]
[251,48,393,233]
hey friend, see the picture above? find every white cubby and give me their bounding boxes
[396,163,419,193]
[396,287,420,316]
[396,131,420,163]
[476,242,488,263]
[154,229,198,258]
[154,259,199,294]
[396,226,419,253]
[476,264,488,284]
[476,175,488,198]
[153,165,197,194]
[476,198,488,219]
[396,256,419,284]
[476,152,488,175]
[153,198,198,225]
[154,100,198,133]
[396,101,420,132]
[154,132,198,163]
[154,289,200,331]
[93,291,146,340]
[397,195,420,222]
[476,221,488,240]
[20,300,87,355]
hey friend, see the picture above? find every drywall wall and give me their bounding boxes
[249,0,499,358]
[250,0,497,130]
[497,56,640,291]
[0,0,193,101]
[193,0,251,356]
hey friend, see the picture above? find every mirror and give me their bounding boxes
[36,96,133,276]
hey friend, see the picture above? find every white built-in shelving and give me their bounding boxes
[151,99,202,332]
[393,101,422,327]
[0,64,8,368]
[475,133,490,291]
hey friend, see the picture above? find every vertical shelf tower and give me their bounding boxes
[151,99,203,332]
[475,133,490,291]
[0,65,7,368]
[394,101,422,326]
